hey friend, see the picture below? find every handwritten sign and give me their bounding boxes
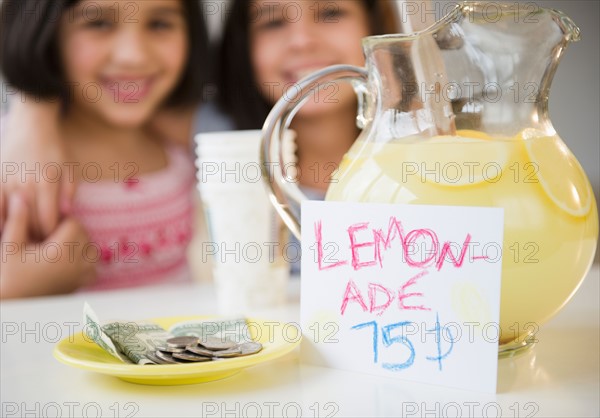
[300,201,504,393]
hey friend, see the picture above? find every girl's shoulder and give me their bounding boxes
[155,144,195,181]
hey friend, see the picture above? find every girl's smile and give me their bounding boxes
[281,62,336,85]
[98,75,156,103]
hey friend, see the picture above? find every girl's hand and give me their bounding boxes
[1,194,96,299]
[0,99,76,239]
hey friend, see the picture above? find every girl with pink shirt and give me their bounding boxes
[0,0,207,297]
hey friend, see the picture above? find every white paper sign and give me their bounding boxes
[301,201,504,393]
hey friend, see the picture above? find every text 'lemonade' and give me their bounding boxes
[326,129,598,345]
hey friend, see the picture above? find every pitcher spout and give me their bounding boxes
[550,8,581,42]
[357,1,583,137]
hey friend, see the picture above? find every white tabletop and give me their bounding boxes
[1,264,598,418]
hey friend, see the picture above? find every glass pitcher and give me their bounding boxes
[261,1,598,355]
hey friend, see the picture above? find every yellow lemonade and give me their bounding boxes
[326,129,598,344]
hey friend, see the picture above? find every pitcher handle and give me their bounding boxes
[261,64,369,240]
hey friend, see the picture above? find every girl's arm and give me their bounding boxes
[0,100,196,241]
[1,98,75,238]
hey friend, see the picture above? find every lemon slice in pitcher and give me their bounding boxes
[523,130,592,217]
[409,131,508,187]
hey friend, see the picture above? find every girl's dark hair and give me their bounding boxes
[217,0,399,129]
[0,0,207,108]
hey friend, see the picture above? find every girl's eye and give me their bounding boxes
[85,19,114,30]
[320,7,346,21]
[257,18,285,31]
[148,20,174,31]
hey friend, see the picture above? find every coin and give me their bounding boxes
[155,345,186,353]
[238,342,263,355]
[144,352,161,365]
[211,347,242,358]
[166,336,199,348]
[173,352,213,362]
[148,352,177,365]
[154,350,178,364]
[198,337,238,351]
[185,345,215,357]
[147,338,263,364]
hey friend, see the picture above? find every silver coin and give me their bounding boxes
[185,345,215,357]
[173,352,213,362]
[166,336,199,348]
[238,342,263,356]
[211,347,242,358]
[147,352,175,365]
[155,345,186,353]
[198,336,238,351]
[154,350,178,364]
[144,353,161,365]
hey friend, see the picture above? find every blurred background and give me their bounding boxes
[1,0,596,202]
[1,0,597,209]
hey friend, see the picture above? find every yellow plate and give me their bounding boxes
[53,315,301,385]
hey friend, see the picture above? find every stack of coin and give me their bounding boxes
[148,336,263,365]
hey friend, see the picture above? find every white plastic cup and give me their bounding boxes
[195,130,296,314]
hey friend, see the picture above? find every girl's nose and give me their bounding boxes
[111,28,149,66]
[287,20,318,51]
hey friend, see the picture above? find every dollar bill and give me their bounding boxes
[82,302,131,364]
[169,318,251,344]
[102,321,174,365]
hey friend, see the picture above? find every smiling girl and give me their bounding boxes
[0,0,207,297]
[218,0,398,195]
[214,0,398,275]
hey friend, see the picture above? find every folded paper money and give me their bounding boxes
[83,303,262,365]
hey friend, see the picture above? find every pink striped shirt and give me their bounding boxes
[72,146,196,291]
